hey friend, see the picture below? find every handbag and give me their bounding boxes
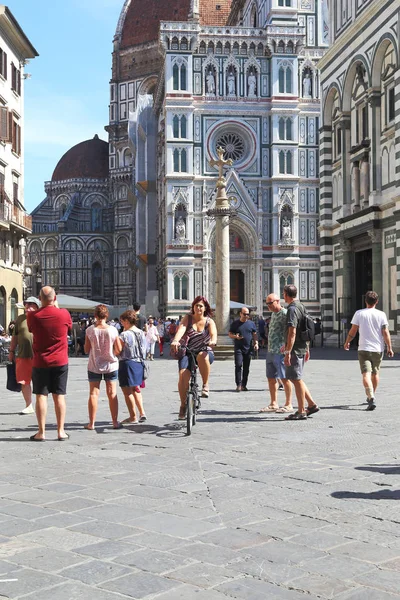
[6,361,22,392]
[134,332,149,380]
[170,344,187,360]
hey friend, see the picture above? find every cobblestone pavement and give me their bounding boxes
[0,347,399,599]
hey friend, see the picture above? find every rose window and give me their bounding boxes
[216,133,245,162]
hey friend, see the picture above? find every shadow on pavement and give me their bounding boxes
[332,489,400,500]
[355,464,400,475]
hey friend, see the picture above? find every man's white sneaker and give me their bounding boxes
[20,405,35,415]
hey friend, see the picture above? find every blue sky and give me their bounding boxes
[9,0,123,213]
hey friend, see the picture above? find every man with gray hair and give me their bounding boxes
[259,293,293,413]
[27,286,72,441]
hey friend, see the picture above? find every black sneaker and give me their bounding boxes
[278,384,284,391]
[241,386,249,392]
[366,398,376,411]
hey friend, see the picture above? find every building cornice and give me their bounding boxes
[0,6,38,59]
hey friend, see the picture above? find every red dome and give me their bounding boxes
[120,0,191,48]
[119,0,233,48]
[51,135,108,182]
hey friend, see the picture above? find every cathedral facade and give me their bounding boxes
[318,0,400,347]
[118,0,328,316]
[28,0,328,317]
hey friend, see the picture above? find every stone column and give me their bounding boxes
[208,147,234,344]
[360,158,370,209]
[339,237,352,313]
[214,211,230,335]
[352,161,360,211]
[368,229,383,302]
[368,90,381,195]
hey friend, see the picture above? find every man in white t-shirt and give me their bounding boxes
[344,290,394,411]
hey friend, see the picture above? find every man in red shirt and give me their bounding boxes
[27,286,72,441]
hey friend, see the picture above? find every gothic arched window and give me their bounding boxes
[279,64,292,93]
[92,262,102,297]
[173,64,179,90]
[173,149,180,172]
[286,67,292,93]
[181,150,187,172]
[181,115,187,138]
[174,273,189,300]
[180,64,187,90]
[91,204,102,231]
[286,151,293,174]
[279,67,285,93]
[173,115,180,138]
[279,150,285,173]
[279,272,294,299]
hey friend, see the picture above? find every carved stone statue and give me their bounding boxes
[248,71,256,97]
[303,72,312,98]
[206,69,215,94]
[281,217,292,239]
[175,216,186,240]
[227,71,235,95]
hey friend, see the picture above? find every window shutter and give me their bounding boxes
[17,70,21,95]
[17,124,21,155]
[11,62,15,90]
[4,52,7,80]
[8,111,13,144]
[0,107,8,140]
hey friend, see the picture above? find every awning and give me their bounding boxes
[56,294,110,313]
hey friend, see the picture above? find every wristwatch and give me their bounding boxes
[284,350,291,355]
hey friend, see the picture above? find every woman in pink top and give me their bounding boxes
[84,305,122,430]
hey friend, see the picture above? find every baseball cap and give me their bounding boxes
[24,297,41,308]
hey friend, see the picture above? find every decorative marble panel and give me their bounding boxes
[309,188,316,212]
[194,58,201,71]
[299,150,306,177]
[263,189,269,211]
[261,75,268,96]
[298,15,305,27]
[194,73,201,94]
[309,150,316,177]
[308,118,315,144]
[263,270,270,299]
[195,187,202,212]
[299,118,306,144]
[261,59,268,73]
[309,219,316,244]
[307,16,315,46]
[300,189,307,212]
[300,219,307,244]
[262,149,269,176]
[262,118,269,143]
[195,148,201,174]
[263,219,269,244]
[299,271,307,300]
[195,270,202,297]
[195,219,202,243]
[194,116,201,142]
[309,270,317,300]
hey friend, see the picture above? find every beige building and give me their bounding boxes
[0,7,38,329]
[318,0,399,347]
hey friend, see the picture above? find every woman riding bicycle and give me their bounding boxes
[171,296,217,419]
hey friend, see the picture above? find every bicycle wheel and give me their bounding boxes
[192,391,198,426]
[186,392,194,435]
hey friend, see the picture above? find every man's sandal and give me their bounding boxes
[259,406,278,413]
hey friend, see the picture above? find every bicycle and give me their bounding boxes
[184,347,203,436]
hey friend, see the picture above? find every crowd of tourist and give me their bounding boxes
[4,283,394,440]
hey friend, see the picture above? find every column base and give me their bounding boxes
[213,333,234,361]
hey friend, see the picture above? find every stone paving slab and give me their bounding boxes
[0,349,399,599]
